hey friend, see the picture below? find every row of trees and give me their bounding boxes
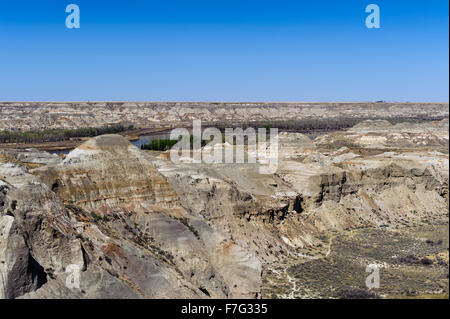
[0,124,130,144]
[141,138,179,151]
[221,116,446,133]
[141,135,211,151]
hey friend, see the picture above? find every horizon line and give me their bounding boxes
[1,101,449,104]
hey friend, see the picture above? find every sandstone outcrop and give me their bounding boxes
[1,135,262,298]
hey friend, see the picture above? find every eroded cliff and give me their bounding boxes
[0,119,448,298]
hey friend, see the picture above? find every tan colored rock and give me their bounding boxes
[0,116,448,299]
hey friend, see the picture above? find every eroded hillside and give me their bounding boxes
[0,118,448,299]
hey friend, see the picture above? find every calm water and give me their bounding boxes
[48,133,172,155]
[49,149,72,155]
[130,133,171,149]
[47,130,324,155]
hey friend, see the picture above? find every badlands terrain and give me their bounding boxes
[0,102,448,131]
[0,102,448,299]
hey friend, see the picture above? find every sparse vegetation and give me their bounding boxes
[174,217,200,239]
[263,224,449,299]
[91,212,102,222]
[338,287,380,299]
[0,124,127,144]
[217,116,447,134]
[141,138,179,151]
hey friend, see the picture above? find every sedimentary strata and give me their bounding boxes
[0,118,448,298]
[0,102,448,131]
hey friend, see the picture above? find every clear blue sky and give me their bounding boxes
[0,0,448,101]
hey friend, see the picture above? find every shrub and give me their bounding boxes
[398,254,420,265]
[420,257,433,266]
[339,287,381,299]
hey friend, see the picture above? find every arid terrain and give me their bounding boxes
[0,102,448,299]
[1,102,448,131]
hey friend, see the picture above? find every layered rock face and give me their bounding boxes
[150,137,448,261]
[0,164,83,298]
[34,135,181,214]
[1,135,262,299]
[0,102,448,130]
[0,118,448,299]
